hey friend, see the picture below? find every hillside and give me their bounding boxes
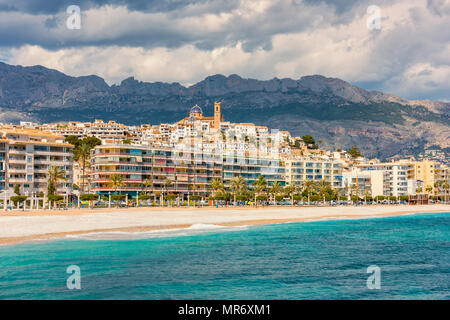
[0,62,449,160]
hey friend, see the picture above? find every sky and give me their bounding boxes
[0,0,449,101]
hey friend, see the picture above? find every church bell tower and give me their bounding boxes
[213,101,221,129]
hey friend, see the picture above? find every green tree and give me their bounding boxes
[252,176,268,204]
[230,176,246,204]
[442,182,449,203]
[210,178,225,198]
[14,184,20,196]
[302,135,315,146]
[303,180,317,203]
[317,179,331,204]
[77,142,91,193]
[347,145,362,159]
[108,174,125,194]
[48,166,67,196]
[269,181,282,204]
[143,178,153,195]
[284,184,297,204]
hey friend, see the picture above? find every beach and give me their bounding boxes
[0,204,448,245]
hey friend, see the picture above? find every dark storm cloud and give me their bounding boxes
[0,0,448,101]
[0,0,216,14]
[0,0,339,51]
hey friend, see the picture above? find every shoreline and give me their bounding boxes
[0,205,448,246]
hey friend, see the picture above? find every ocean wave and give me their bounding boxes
[65,224,248,241]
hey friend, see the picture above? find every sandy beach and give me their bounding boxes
[0,204,448,245]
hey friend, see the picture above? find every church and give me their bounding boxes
[176,102,224,130]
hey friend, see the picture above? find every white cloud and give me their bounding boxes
[3,0,449,100]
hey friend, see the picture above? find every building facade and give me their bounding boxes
[0,128,74,196]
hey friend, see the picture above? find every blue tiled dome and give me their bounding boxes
[190,105,203,114]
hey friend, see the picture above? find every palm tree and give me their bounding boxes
[434,180,442,199]
[210,178,224,203]
[48,166,67,195]
[284,184,297,205]
[230,176,246,204]
[269,181,282,205]
[442,181,449,204]
[163,178,173,206]
[425,185,433,197]
[107,173,125,194]
[210,178,224,196]
[317,179,331,204]
[143,178,153,194]
[142,177,153,204]
[363,189,371,205]
[77,142,91,193]
[303,180,316,204]
[252,176,267,204]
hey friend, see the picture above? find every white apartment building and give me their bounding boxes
[342,168,384,197]
[285,157,344,190]
[357,160,416,197]
[0,127,74,196]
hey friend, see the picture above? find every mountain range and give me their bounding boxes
[0,61,449,160]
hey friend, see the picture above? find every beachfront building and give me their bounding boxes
[284,157,344,190]
[414,160,450,196]
[90,142,223,198]
[341,168,384,198]
[0,127,74,197]
[356,160,417,197]
[221,151,286,188]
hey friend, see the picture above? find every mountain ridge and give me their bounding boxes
[0,61,449,160]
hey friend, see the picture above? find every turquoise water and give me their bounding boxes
[0,212,449,300]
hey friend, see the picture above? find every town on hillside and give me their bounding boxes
[0,103,448,208]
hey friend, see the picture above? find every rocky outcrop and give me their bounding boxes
[0,62,448,159]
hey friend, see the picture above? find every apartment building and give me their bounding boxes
[40,120,144,142]
[356,160,416,197]
[414,160,450,195]
[90,143,223,197]
[221,151,286,188]
[0,127,74,196]
[342,168,384,197]
[284,157,344,190]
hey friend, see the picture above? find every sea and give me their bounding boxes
[0,212,449,299]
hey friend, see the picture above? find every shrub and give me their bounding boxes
[214,194,226,200]
[139,194,151,201]
[293,194,302,201]
[10,195,27,205]
[166,194,178,201]
[48,195,64,202]
[111,194,126,201]
[80,194,98,201]
[256,195,268,201]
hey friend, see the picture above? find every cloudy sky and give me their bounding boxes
[0,0,449,100]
